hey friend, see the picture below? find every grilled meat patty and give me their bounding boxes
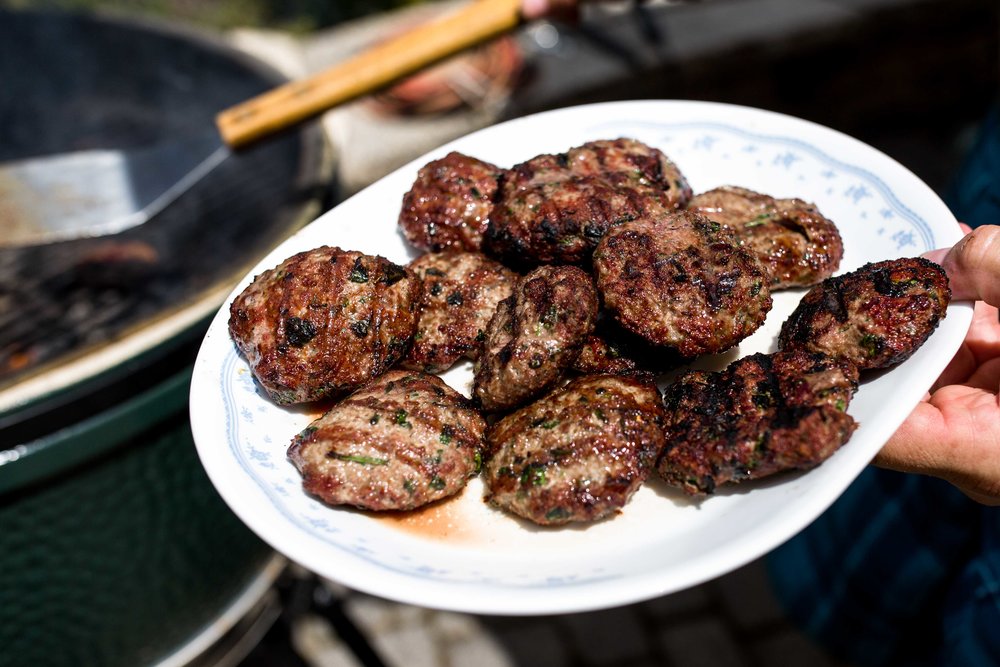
[401,252,517,373]
[687,186,843,288]
[484,374,666,525]
[593,211,772,357]
[570,319,681,380]
[397,151,504,253]
[473,265,599,413]
[485,138,692,266]
[778,257,950,370]
[658,349,859,495]
[288,370,486,511]
[571,333,650,380]
[229,246,422,405]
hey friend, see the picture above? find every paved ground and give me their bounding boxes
[248,557,854,667]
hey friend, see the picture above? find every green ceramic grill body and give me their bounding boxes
[0,9,332,666]
[0,355,273,667]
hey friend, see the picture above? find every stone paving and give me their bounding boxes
[287,558,853,667]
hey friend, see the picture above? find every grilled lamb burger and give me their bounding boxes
[484,374,666,525]
[687,185,844,288]
[485,138,691,266]
[593,210,772,357]
[658,349,859,495]
[228,246,422,405]
[778,257,950,370]
[401,251,517,373]
[570,319,682,380]
[397,151,504,253]
[473,265,599,413]
[288,370,486,511]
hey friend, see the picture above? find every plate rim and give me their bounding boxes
[190,99,972,615]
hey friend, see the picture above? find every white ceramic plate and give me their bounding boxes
[190,100,972,615]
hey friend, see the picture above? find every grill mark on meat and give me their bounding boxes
[593,211,771,356]
[687,186,843,288]
[473,266,598,412]
[485,138,691,266]
[288,371,486,511]
[778,257,950,370]
[398,152,503,252]
[658,350,859,495]
[703,271,739,311]
[228,246,421,405]
[484,375,666,525]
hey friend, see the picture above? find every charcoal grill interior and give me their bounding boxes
[0,9,329,404]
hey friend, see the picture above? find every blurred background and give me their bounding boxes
[0,1,996,666]
[0,0,416,31]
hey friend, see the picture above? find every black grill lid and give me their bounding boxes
[0,9,332,428]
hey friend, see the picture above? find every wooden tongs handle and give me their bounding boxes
[216,0,524,148]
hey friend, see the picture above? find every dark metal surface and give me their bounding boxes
[0,9,331,411]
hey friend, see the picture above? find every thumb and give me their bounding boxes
[923,224,1000,306]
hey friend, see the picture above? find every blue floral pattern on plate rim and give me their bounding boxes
[193,101,968,614]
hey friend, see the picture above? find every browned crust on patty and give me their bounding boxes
[484,374,666,525]
[778,257,950,370]
[485,138,691,266]
[229,246,422,405]
[401,251,517,373]
[473,265,599,412]
[688,186,844,288]
[657,349,859,495]
[593,211,772,357]
[288,370,486,511]
[397,151,503,253]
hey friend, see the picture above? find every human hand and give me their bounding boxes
[875,224,1000,505]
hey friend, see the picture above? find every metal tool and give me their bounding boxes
[0,0,523,248]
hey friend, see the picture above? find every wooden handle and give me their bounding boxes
[217,0,524,148]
